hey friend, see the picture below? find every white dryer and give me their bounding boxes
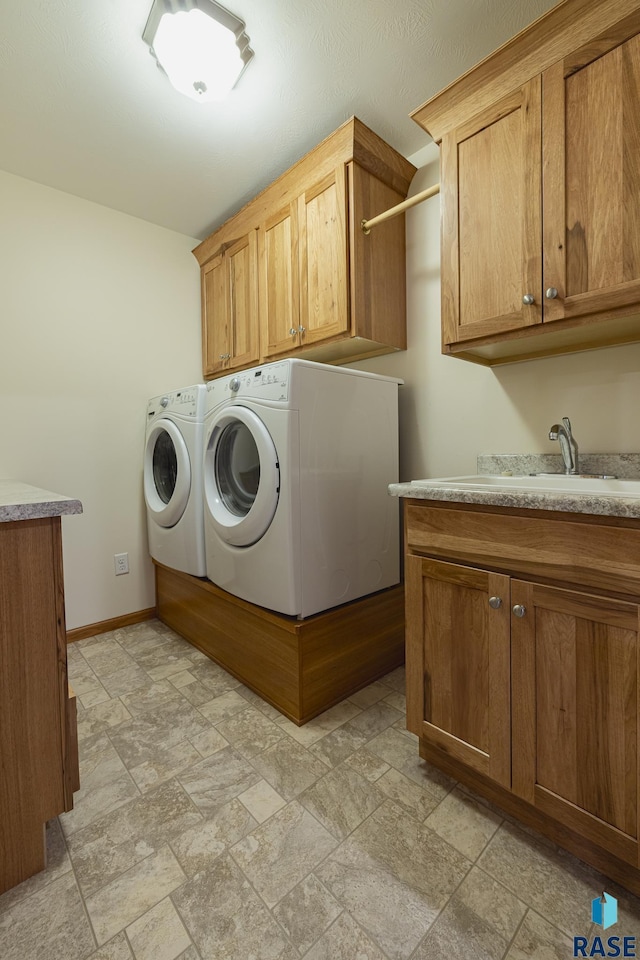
[144,384,206,577]
[203,359,401,618]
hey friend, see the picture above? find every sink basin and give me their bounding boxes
[412,474,640,497]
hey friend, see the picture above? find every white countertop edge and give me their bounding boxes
[388,482,640,520]
[0,480,83,523]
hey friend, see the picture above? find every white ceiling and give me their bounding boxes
[0,0,557,241]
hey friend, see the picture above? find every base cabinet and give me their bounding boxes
[0,517,79,894]
[511,580,639,867]
[405,501,640,892]
[406,556,511,788]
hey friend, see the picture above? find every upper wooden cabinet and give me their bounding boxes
[194,118,416,379]
[543,36,640,325]
[201,231,258,376]
[259,166,349,360]
[439,78,542,346]
[412,0,640,365]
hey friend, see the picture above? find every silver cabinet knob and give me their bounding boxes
[522,294,535,305]
[298,326,306,334]
[289,328,297,336]
[488,596,502,609]
[219,353,230,360]
[512,604,527,618]
[545,287,558,299]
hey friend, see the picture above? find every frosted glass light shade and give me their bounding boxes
[153,10,242,102]
[143,0,253,104]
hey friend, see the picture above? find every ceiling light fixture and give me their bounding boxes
[142,0,253,103]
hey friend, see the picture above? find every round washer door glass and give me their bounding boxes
[204,406,279,547]
[216,420,261,516]
[153,430,178,504]
[144,419,191,528]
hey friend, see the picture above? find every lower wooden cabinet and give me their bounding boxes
[0,516,80,894]
[406,556,511,788]
[511,580,639,867]
[404,501,640,892]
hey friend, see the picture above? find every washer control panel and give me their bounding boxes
[207,362,291,405]
[147,387,199,419]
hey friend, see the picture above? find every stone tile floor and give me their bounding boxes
[1,618,639,959]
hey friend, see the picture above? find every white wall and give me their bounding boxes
[0,170,201,629]
[355,144,640,481]
[5,144,640,630]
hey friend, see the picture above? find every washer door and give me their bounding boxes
[144,419,191,528]
[204,405,279,547]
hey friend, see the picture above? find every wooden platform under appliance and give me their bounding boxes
[155,562,405,725]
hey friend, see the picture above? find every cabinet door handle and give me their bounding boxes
[488,596,502,609]
[219,353,230,360]
[522,294,535,305]
[512,604,527,618]
[298,326,306,334]
[289,328,297,337]
[545,287,559,300]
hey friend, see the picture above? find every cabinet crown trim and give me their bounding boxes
[192,116,416,267]
[411,0,640,142]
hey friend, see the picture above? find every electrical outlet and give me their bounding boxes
[114,553,129,576]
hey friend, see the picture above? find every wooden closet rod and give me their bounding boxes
[361,182,440,234]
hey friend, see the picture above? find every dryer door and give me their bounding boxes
[204,405,279,547]
[144,419,191,528]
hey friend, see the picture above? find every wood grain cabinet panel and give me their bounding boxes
[404,500,640,890]
[202,231,258,377]
[260,167,348,360]
[511,581,639,866]
[413,0,640,364]
[259,205,298,359]
[0,517,79,894]
[543,34,640,325]
[194,117,416,379]
[296,167,349,350]
[406,555,511,787]
[441,81,542,345]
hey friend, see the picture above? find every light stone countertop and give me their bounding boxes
[389,453,640,521]
[0,480,83,522]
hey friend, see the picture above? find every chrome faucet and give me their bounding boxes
[549,417,579,475]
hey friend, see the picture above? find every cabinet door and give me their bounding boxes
[406,556,511,787]
[202,234,259,377]
[441,78,542,346]
[226,232,259,370]
[511,580,639,865]
[259,203,299,359]
[298,166,349,347]
[543,33,640,325]
[202,252,230,377]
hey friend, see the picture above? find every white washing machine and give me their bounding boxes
[202,358,401,618]
[144,384,207,577]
